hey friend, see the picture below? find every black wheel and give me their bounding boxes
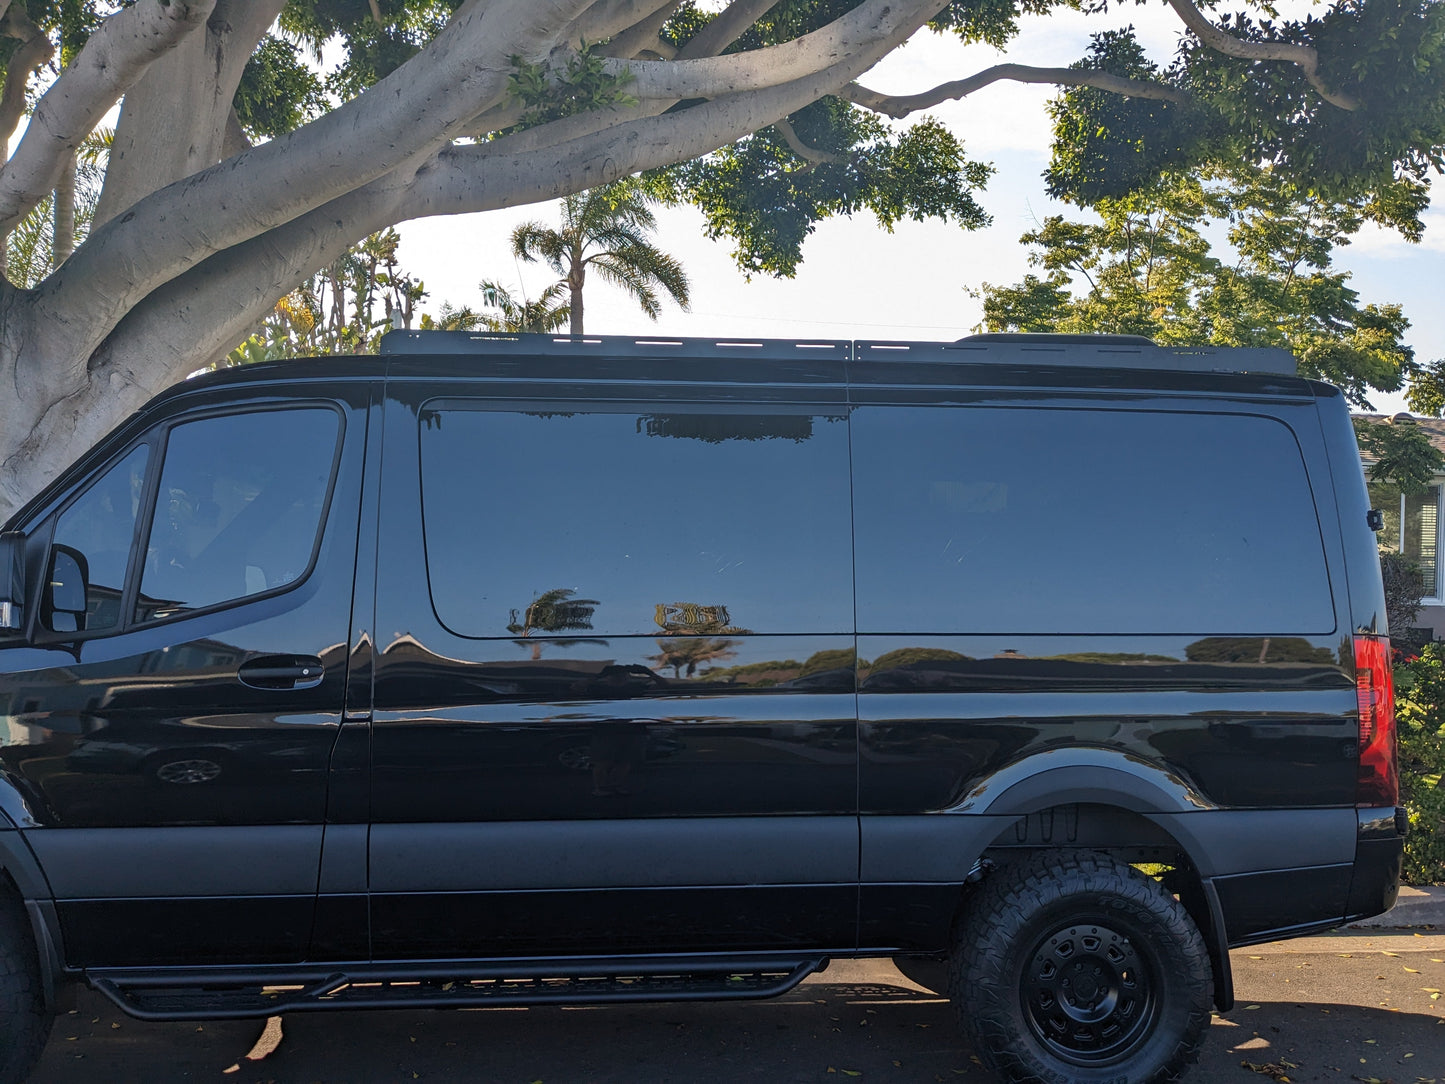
[950,850,1212,1084]
[0,891,52,1084]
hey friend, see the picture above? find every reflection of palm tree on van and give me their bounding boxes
[648,637,739,680]
[507,588,601,660]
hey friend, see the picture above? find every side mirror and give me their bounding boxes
[0,531,24,633]
[42,545,90,635]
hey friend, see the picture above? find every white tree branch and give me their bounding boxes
[842,63,1191,119]
[93,0,286,229]
[676,0,777,60]
[1164,0,1356,110]
[462,0,677,135]
[573,0,677,48]
[91,155,438,382]
[0,0,217,236]
[415,20,937,215]
[96,0,942,381]
[0,6,55,158]
[602,0,940,102]
[600,0,682,58]
[222,108,253,159]
[774,116,838,167]
[30,0,599,369]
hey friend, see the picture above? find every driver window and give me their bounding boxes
[48,445,150,633]
[135,408,340,623]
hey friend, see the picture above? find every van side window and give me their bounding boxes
[418,407,853,638]
[851,406,1335,635]
[48,445,150,633]
[135,408,340,623]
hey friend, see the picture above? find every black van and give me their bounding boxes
[0,332,1404,1083]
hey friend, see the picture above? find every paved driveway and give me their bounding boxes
[27,928,1445,1083]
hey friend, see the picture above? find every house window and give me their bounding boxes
[1370,482,1443,602]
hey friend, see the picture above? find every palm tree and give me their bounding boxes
[477,279,571,333]
[510,180,690,336]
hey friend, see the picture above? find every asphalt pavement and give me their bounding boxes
[26,889,1445,1083]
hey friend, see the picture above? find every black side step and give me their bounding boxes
[88,954,828,1021]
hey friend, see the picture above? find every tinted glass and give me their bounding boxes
[136,408,339,622]
[420,407,853,637]
[50,445,149,633]
[852,407,1334,634]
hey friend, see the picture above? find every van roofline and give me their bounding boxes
[154,333,1310,408]
[378,330,1298,377]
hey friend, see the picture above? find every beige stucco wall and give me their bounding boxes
[1409,602,1445,641]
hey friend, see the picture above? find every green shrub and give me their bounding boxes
[1392,644,1445,885]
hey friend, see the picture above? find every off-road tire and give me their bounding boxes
[950,849,1212,1084]
[0,891,50,1084]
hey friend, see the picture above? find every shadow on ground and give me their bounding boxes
[29,955,1445,1083]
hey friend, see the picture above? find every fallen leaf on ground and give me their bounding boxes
[1241,1060,1293,1081]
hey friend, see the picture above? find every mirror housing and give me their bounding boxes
[0,531,24,632]
[42,545,89,634]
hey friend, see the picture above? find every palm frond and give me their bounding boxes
[506,179,687,333]
[510,222,568,276]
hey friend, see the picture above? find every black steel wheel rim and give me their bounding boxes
[1020,922,1158,1066]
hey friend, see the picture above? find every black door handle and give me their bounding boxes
[238,655,325,691]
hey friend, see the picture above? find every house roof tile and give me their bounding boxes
[1355,413,1445,459]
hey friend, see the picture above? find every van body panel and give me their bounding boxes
[367,385,860,956]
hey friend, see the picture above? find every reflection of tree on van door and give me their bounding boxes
[653,601,751,637]
[648,637,740,680]
[506,588,602,660]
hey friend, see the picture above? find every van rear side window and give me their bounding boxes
[850,406,1335,635]
[418,406,854,638]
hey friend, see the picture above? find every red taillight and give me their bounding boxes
[1355,635,1399,807]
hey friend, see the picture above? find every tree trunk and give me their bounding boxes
[93,1,282,229]
[52,155,76,268]
[569,267,585,336]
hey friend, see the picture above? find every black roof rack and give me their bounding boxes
[857,337,1297,376]
[380,330,849,363]
[380,330,1297,377]
[959,332,1157,347]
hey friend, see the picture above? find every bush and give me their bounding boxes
[1381,553,1425,643]
[1392,644,1445,885]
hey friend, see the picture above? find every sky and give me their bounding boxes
[396,3,1445,417]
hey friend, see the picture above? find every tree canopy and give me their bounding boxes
[976,163,1445,486]
[1,0,1443,521]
